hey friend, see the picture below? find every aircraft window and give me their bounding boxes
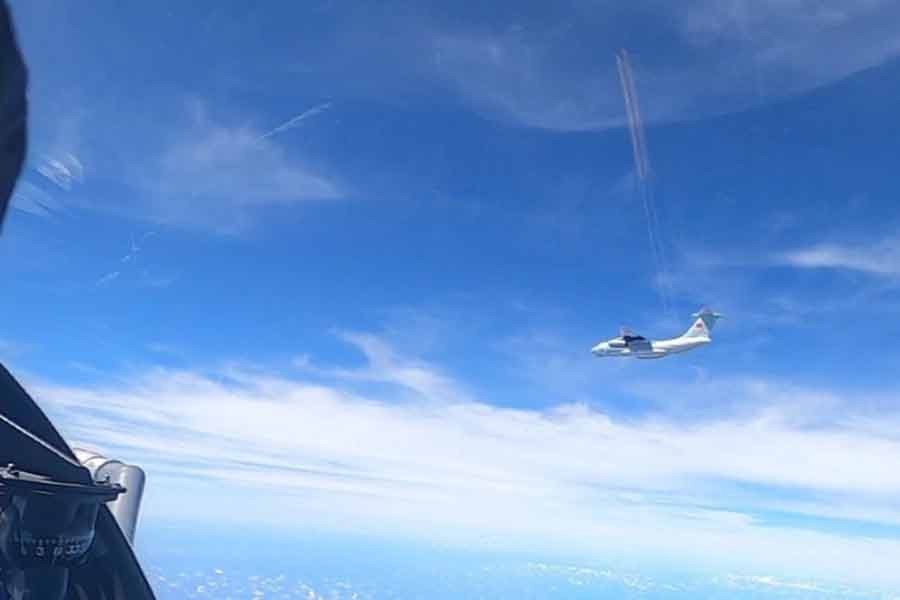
[0,1,895,598]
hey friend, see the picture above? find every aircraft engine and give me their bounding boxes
[72,449,146,545]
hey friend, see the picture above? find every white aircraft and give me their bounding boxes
[591,308,722,359]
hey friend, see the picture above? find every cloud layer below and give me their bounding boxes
[26,332,900,585]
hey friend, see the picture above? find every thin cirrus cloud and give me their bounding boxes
[19,2,900,234]
[11,181,60,218]
[426,0,900,130]
[36,152,84,191]
[141,101,342,235]
[27,331,900,585]
[295,331,475,405]
[778,237,900,278]
[652,236,900,329]
[11,154,82,219]
[95,270,120,286]
[21,98,342,234]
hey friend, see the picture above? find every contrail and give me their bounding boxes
[96,230,157,287]
[121,230,156,263]
[616,49,672,317]
[616,50,649,181]
[259,102,332,140]
[96,271,120,286]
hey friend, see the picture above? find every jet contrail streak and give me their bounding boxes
[96,271,120,286]
[259,102,332,140]
[121,230,156,263]
[616,50,649,181]
[616,49,671,316]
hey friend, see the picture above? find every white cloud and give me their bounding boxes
[778,238,900,277]
[431,29,625,131]
[143,101,342,234]
[22,99,342,234]
[723,574,830,594]
[310,331,474,404]
[428,0,900,130]
[22,333,900,585]
[11,181,58,218]
[653,239,900,338]
[16,110,88,215]
[36,152,84,191]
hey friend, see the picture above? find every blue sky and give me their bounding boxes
[5,0,900,592]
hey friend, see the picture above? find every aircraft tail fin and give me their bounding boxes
[681,307,722,339]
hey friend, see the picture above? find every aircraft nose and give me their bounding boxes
[591,342,608,355]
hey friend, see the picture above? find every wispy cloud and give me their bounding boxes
[11,181,61,218]
[655,239,899,336]
[778,237,900,277]
[95,271,120,286]
[143,100,343,234]
[11,154,84,219]
[36,152,83,191]
[16,107,88,217]
[23,97,342,234]
[431,28,623,131]
[27,333,900,585]
[721,574,834,595]
[299,331,474,404]
[121,231,156,264]
[428,1,900,130]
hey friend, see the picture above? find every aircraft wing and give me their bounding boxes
[619,327,647,342]
[0,364,156,599]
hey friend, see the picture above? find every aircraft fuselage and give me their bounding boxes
[591,335,710,359]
